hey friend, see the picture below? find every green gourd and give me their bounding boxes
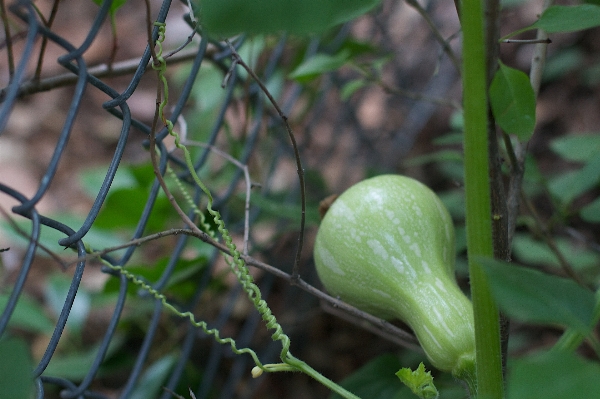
[313,175,476,380]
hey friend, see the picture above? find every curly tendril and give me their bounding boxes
[102,260,264,368]
[166,165,214,237]
[135,21,294,369]
[83,22,362,399]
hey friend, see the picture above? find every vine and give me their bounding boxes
[99,21,362,399]
[100,260,265,367]
[150,21,291,356]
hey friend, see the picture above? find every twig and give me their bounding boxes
[164,21,198,60]
[145,0,158,64]
[349,62,460,109]
[320,301,422,351]
[529,0,553,98]
[504,0,553,249]
[502,38,552,44]
[224,39,307,281]
[33,0,60,81]
[376,74,461,109]
[503,134,525,246]
[564,227,600,254]
[404,0,461,72]
[0,47,205,101]
[521,194,586,286]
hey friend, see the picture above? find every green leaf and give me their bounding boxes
[432,132,463,146]
[86,164,176,233]
[341,79,367,100]
[507,351,600,399]
[404,150,463,166]
[489,62,536,140]
[91,0,128,14]
[339,38,381,58]
[548,155,600,205]
[44,335,124,380]
[448,111,464,131]
[199,0,381,36]
[542,48,585,83]
[289,50,351,82]
[396,362,439,399]
[0,293,54,334]
[130,355,177,399]
[511,233,600,272]
[0,337,34,399]
[480,258,596,334]
[330,354,406,399]
[437,190,466,220]
[531,5,600,33]
[93,186,173,231]
[249,194,320,225]
[580,196,600,223]
[550,133,600,162]
[79,166,138,199]
[45,274,91,335]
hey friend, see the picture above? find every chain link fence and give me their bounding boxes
[0,0,462,397]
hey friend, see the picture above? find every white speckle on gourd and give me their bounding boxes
[422,324,443,351]
[432,307,455,337]
[331,200,355,224]
[413,204,423,217]
[391,257,405,273]
[367,239,389,260]
[365,189,384,208]
[349,228,363,243]
[316,246,345,276]
[435,278,447,292]
[409,242,422,258]
[399,229,411,244]
[373,289,392,299]
[421,260,431,274]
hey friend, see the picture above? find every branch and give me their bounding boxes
[0,47,210,101]
[404,0,461,72]
[521,194,586,286]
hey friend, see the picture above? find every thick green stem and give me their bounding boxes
[461,0,505,397]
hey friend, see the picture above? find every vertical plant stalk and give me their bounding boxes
[483,0,511,376]
[461,0,505,397]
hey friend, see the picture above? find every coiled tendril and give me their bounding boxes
[122,21,294,371]
[93,22,362,399]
